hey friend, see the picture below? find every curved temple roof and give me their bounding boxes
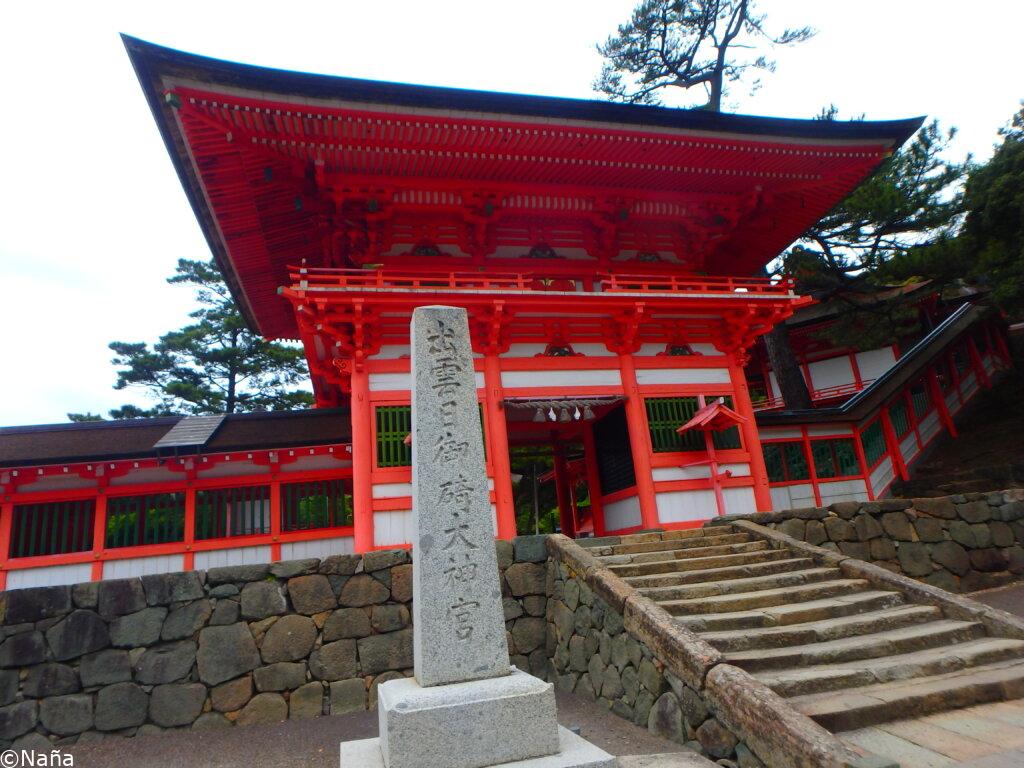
[123,36,923,339]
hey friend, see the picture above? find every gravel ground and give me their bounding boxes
[62,690,686,768]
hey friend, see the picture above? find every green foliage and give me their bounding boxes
[595,0,813,108]
[91,259,313,419]
[781,118,969,349]
[956,106,1024,318]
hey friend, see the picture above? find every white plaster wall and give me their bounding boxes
[901,433,920,463]
[371,345,411,359]
[7,563,93,590]
[771,483,816,510]
[195,546,271,570]
[808,356,854,392]
[806,424,853,437]
[759,427,802,440]
[280,536,355,560]
[500,369,621,388]
[817,479,870,506]
[634,368,731,386]
[651,464,750,482]
[919,411,941,444]
[501,343,549,358]
[374,510,413,546]
[855,347,898,382]
[870,458,895,498]
[655,490,716,524]
[372,483,413,499]
[603,495,642,531]
[104,554,185,580]
[370,372,484,390]
[722,487,758,516]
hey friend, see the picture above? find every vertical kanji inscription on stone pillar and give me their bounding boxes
[411,306,509,687]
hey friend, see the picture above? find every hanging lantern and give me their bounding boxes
[583,405,595,420]
[559,407,571,423]
[533,408,545,423]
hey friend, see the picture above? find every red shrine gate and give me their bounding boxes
[0,38,933,589]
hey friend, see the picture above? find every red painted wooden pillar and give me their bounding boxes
[729,358,773,512]
[800,426,823,507]
[552,444,574,538]
[581,422,606,536]
[350,367,375,553]
[269,480,282,562]
[880,407,910,482]
[183,488,196,571]
[91,495,107,581]
[618,353,659,529]
[483,354,517,540]
[851,424,876,501]
[0,502,12,591]
[927,368,958,438]
[967,337,992,389]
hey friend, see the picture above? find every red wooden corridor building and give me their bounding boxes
[0,37,1011,590]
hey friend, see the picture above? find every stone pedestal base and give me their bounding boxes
[340,725,615,768]
[378,668,559,768]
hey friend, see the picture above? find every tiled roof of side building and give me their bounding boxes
[0,408,351,468]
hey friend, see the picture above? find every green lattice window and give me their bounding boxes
[10,500,95,558]
[375,404,485,467]
[376,406,413,467]
[645,396,741,453]
[910,381,931,420]
[281,479,353,532]
[860,421,886,467]
[811,439,860,479]
[762,442,810,483]
[195,486,271,540]
[889,399,912,439]
[106,493,185,549]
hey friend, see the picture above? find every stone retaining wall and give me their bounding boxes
[0,536,549,749]
[722,490,1024,593]
[544,536,875,768]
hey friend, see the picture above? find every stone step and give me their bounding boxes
[580,527,734,555]
[606,542,772,576]
[638,566,841,602]
[655,579,870,617]
[726,619,987,672]
[603,532,753,557]
[756,637,1024,698]
[791,658,1024,732]
[677,590,906,632]
[700,605,943,652]
[623,556,817,590]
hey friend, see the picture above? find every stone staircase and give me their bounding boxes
[580,526,1024,735]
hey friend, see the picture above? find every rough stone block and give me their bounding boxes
[287,574,337,615]
[330,678,367,714]
[97,579,147,619]
[23,662,79,698]
[323,608,372,641]
[548,535,602,578]
[46,610,110,661]
[162,600,212,641]
[149,683,206,727]
[206,564,269,585]
[39,693,92,736]
[357,629,413,675]
[289,681,324,718]
[94,682,147,731]
[269,559,319,579]
[134,640,196,685]
[513,535,550,563]
[80,649,131,687]
[141,571,205,605]
[913,497,957,518]
[0,630,46,668]
[110,606,167,648]
[309,639,359,681]
[0,701,37,740]
[260,614,317,663]
[236,692,287,726]
[254,662,307,692]
[1,586,71,625]
[338,574,390,607]
[240,581,287,620]
[197,623,260,686]
[211,675,252,712]
[377,668,560,768]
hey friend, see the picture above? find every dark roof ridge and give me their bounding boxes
[121,35,924,145]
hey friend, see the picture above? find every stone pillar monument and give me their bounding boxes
[339,306,613,768]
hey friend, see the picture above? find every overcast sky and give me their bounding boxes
[1,1,1021,427]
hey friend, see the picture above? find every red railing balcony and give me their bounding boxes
[752,379,877,411]
[288,267,799,299]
